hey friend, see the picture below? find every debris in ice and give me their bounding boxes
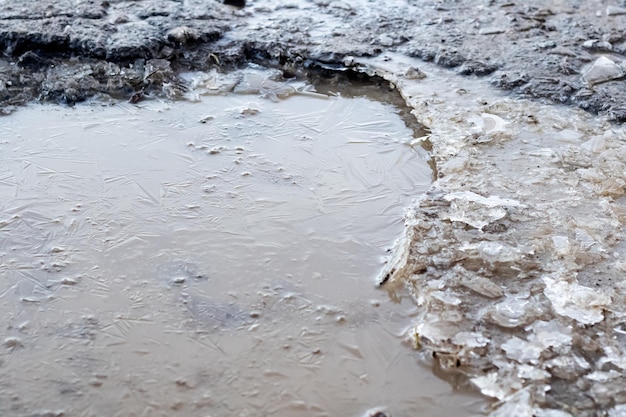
[581,56,624,85]
[459,274,503,298]
[468,113,510,142]
[415,320,461,345]
[543,276,611,324]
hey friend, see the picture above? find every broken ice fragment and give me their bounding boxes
[609,404,626,417]
[431,290,462,306]
[471,372,509,400]
[501,336,543,363]
[451,331,489,348]
[460,275,503,298]
[534,409,574,417]
[581,56,624,85]
[529,320,572,350]
[551,236,570,256]
[488,389,533,417]
[444,191,523,229]
[517,364,550,380]
[486,295,535,328]
[444,191,523,208]
[543,276,611,324]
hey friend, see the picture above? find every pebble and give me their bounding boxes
[224,0,245,7]
[4,337,23,349]
[404,66,426,80]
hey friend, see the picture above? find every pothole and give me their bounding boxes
[0,66,483,416]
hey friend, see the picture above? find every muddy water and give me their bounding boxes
[0,75,482,416]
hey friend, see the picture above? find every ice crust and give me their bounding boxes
[367,54,626,415]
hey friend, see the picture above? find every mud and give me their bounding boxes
[0,1,626,121]
[2,1,626,416]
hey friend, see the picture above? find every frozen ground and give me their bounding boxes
[1,0,626,416]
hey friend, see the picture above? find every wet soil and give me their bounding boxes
[2,1,626,121]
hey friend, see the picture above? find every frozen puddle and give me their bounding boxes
[0,71,481,416]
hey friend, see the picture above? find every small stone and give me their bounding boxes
[88,379,103,387]
[166,26,199,44]
[172,276,186,284]
[404,66,426,80]
[224,0,245,7]
[61,277,80,285]
[4,337,23,349]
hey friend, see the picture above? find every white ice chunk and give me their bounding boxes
[487,296,533,328]
[444,191,523,229]
[518,364,550,380]
[471,372,509,400]
[460,275,503,298]
[502,336,543,363]
[601,346,626,370]
[451,331,490,348]
[551,236,570,256]
[488,389,534,416]
[415,321,461,344]
[534,409,574,417]
[609,404,626,417]
[529,320,572,350]
[431,290,462,306]
[543,277,611,324]
[444,191,523,208]
[586,370,621,382]
[575,228,598,250]
[582,56,624,85]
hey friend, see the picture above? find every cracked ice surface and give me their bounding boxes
[363,54,626,415]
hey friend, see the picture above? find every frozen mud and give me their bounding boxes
[364,54,626,416]
[2,0,626,121]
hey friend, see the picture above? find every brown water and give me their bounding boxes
[0,75,483,416]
